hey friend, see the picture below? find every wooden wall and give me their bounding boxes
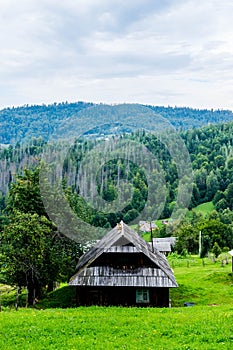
[75,286,170,307]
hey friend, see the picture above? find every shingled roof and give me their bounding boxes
[152,237,177,253]
[70,221,178,288]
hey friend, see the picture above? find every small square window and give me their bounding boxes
[136,289,150,303]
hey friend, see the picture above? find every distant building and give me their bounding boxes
[139,220,157,232]
[69,221,178,307]
[152,237,177,255]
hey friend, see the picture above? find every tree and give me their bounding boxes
[1,166,84,304]
[225,183,233,210]
[205,171,219,201]
[219,208,233,224]
[6,167,46,217]
[215,198,228,212]
[212,242,222,258]
[0,210,83,305]
[200,235,211,258]
[123,209,139,223]
[201,218,233,249]
[174,223,199,254]
[214,155,225,168]
[0,211,51,304]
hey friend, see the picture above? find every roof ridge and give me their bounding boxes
[71,221,178,287]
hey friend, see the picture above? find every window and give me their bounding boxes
[136,289,150,303]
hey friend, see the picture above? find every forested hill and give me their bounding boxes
[1,120,233,215]
[1,101,233,145]
[0,102,94,145]
[148,106,233,129]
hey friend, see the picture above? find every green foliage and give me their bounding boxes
[201,218,233,249]
[3,119,233,226]
[169,207,233,255]
[193,201,215,215]
[0,211,52,302]
[35,285,76,309]
[3,115,233,260]
[0,102,93,144]
[200,235,211,258]
[63,142,149,228]
[212,242,222,258]
[174,223,199,254]
[6,167,46,216]
[2,102,233,145]
[0,167,83,304]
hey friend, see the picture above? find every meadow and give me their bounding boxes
[1,305,233,349]
[192,202,215,215]
[169,254,233,306]
[0,255,233,349]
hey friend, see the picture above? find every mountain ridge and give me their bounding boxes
[1,101,233,145]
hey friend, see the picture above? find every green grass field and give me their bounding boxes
[192,201,215,215]
[0,306,233,349]
[1,255,233,349]
[169,255,233,307]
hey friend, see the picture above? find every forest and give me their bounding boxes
[1,102,233,144]
[1,105,233,304]
[1,120,233,216]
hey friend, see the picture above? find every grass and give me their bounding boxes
[1,255,233,349]
[169,255,233,307]
[35,285,76,309]
[0,306,233,349]
[0,284,76,310]
[192,201,215,215]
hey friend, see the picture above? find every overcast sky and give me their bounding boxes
[0,0,233,110]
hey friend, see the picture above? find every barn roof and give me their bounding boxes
[70,221,178,288]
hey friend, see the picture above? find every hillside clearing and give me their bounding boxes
[192,201,215,215]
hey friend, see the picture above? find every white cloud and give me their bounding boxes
[0,0,233,110]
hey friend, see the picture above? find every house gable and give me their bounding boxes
[70,221,178,288]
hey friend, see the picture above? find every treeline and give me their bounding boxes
[1,102,233,145]
[148,105,233,129]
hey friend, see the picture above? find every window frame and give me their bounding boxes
[136,288,150,303]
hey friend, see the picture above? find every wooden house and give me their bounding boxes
[139,220,157,232]
[69,221,178,307]
[152,237,177,255]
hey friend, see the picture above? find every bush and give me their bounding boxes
[212,242,222,258]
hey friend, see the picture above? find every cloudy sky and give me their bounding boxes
[0,0,233,110]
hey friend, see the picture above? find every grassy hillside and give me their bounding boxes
[1,256,233,349]
[193,201,215,215]
[169,255,233,306]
